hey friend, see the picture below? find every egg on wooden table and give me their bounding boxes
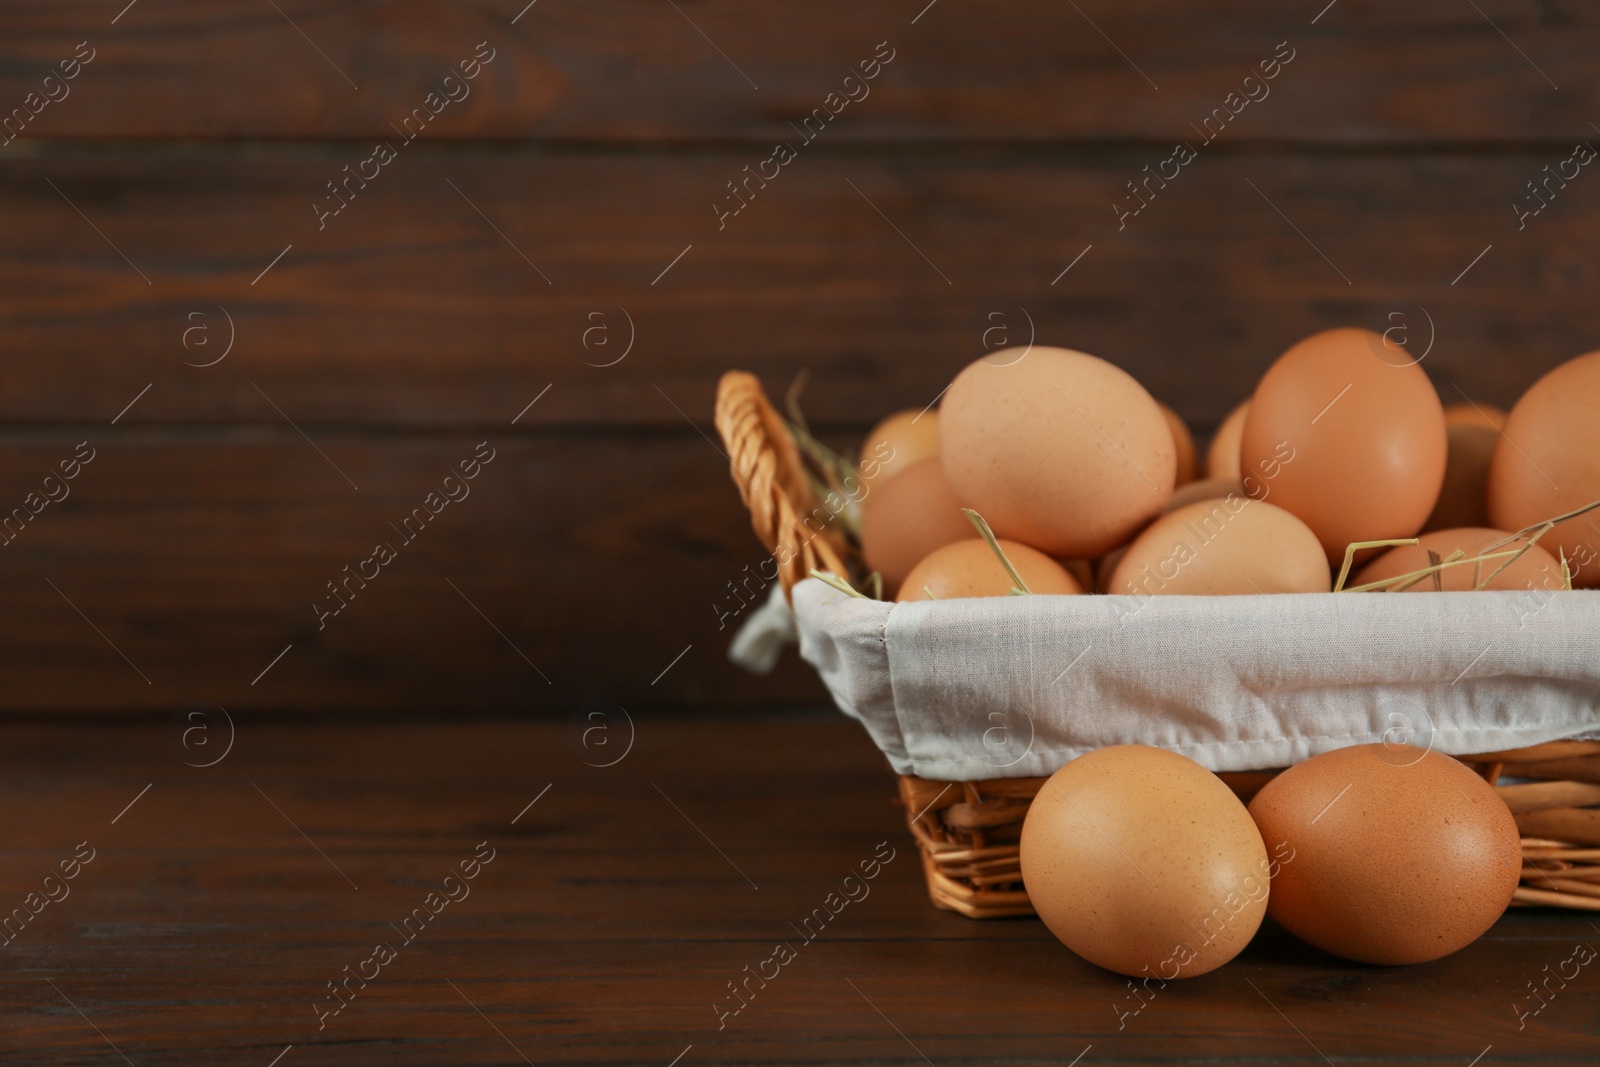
[1487,350,1600,587]
[1021,746,1272,978]
[897,538,1083,601]
[1248,743,1521,965]
[940,347,1176,558]
[1240,328,1447,564]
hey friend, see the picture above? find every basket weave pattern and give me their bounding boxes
[714,371,1600,917]
[712,371,850,595]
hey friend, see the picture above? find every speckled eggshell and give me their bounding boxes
[1487,350,1600,588]
[940,347,1176,558]
[897,538,1083,601]
[1107,497,1332,596]
[859,458,974,594]
[1239,328,1447,564]
[1353,527,1564,592]
[1020,746,1270,979]
[1248,744,1521,965]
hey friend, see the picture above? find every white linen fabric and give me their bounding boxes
[788,578,1600,781]
[727,584,797,674]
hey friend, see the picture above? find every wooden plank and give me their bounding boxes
[2,148,1594,434]
[0,717,1595,1064]
[0,1,1596,141]
[0,432,828,711]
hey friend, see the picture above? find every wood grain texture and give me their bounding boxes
[3,1,1598,713]
[0,1,1596,141]
[2,147,1595,435]
[0,716,1595,1064]
[4,4,1597,1060]
[0,434,824,712]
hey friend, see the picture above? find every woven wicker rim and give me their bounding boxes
[713,371,849,597]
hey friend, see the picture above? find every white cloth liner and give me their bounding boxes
[727,583,797,674]
[785,578,1600,781]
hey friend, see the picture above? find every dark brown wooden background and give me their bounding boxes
[2,0,1597,712]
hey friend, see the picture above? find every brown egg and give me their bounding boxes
[1169,477,1243,512]
[1487,351,1600,588]
[860,458,973,594]
[1248,744,1521,965]
[1444,401,1506,432]
[1159,403,1198,486]
[858,409,940,492]
[1353,526,1564,592]
[940,347,1176,558]
[1240,328,1447,564]
[1021,746,1270,979]
[1095,478,1242,591]
[1206,401,1250,481]
[1423,421,1499,531]
[1058,557,1096,591]
[898,538,1083,601]
[1107,497,1331,596]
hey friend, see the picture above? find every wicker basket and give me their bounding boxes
[713,371,1600,916]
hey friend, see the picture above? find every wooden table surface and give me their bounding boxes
[2,713,1596,1066]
